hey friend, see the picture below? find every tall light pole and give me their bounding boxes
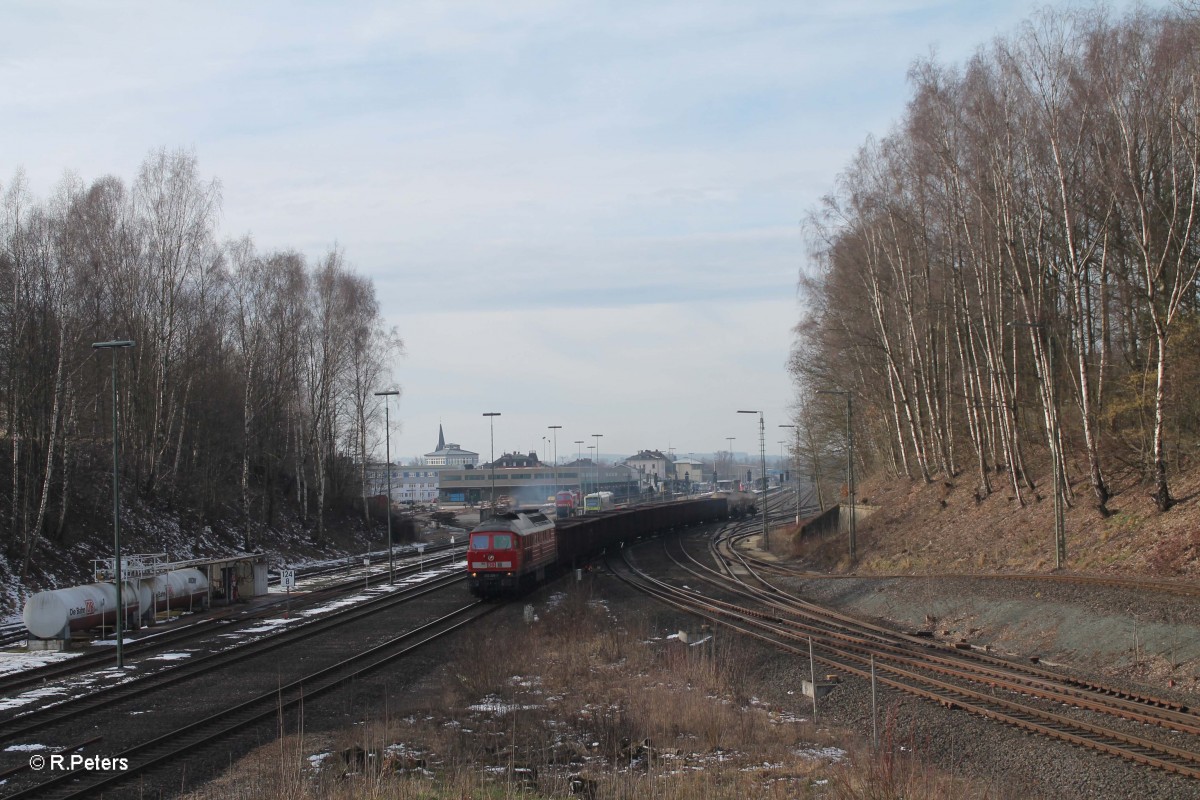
[1010,320,1065,569]
[725,437,735,483]
[779,424,799,524]
[591,433,603,498]
[818,390,855,563]
[777,440,786,492]
[93,339,135,668]
[586,445,596,504]
[574,440,584,497]
[374,389,400,584]
[483,412,501,515]
[548,425,561,496]
[737,411,769,549]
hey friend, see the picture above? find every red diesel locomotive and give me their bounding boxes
[466,497,730,598]
[467,510,557,596]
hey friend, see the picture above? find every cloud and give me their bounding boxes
[0,0,1168,459]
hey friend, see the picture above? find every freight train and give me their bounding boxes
[466,496,731,597]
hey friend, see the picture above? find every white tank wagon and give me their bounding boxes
[22,568,210,640]
[23,581,141,640]
[140,568,210,619]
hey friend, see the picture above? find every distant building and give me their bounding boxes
[364,463,440,503]
[483,451,543,469]
[425,424,479,467]
[672,456,705,488]
[625,449,672,487]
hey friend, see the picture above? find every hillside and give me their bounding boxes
[811,458,1200,579]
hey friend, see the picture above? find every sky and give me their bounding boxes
[1,0,1163,463]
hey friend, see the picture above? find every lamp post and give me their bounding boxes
[591,433,603,498]
[93,338,135,668]
[725,437,735,483]
[574,440,584,498]
[483,412,501,515]
[586,445,596,506]
[817,390,855,563]
[374,389,400,584]
[1010,320,1065,569]
[548,425,561,496]
[777,439,786,496]
[779,424,799,524]
[737,410,769,549]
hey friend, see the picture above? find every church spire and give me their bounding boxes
[436,424,445,451]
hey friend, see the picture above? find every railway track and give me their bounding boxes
[610,523,1200,781]
[0,571,467,746]
[0,547,464,697]
[0,541,465,652]
[2,599,493,799]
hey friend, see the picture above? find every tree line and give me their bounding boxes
[791,6,1200,519]
[1,148,401,578]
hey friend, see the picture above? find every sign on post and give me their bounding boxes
[281,568,295,618]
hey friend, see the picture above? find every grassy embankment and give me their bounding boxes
[188,582,996,799]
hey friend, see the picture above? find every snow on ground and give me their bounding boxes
[0,685,71,712]
[467,695,544,714]
[0,650,81,678]
[0,564,463,718]
[794,745,848,763]
[3,743,49,751]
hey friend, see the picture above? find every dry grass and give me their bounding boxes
[818,458,1200,578]
[184,583,998,800]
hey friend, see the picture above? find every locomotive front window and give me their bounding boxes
[470,534,490,550]
[492,534,513,549]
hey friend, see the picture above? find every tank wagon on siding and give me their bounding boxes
[22,568,211,640]
[467,496,730,598]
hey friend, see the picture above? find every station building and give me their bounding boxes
[437,460,640,505]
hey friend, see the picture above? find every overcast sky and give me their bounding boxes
[1,1,1160,463]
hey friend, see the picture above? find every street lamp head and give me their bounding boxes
[93,340,135,350]
[373,389,400,397]
[548,425,562,430]
[736,409,760,415]
[483,412,501,417]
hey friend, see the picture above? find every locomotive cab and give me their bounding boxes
[467,510,557,597]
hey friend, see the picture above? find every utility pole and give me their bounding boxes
[548,425,562,497]
[817,390,855,563]
[779,424,799,524]
[374,389,400,584]
[483,412,501,515]
[93,339,135,668]
[738,410,769,549]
